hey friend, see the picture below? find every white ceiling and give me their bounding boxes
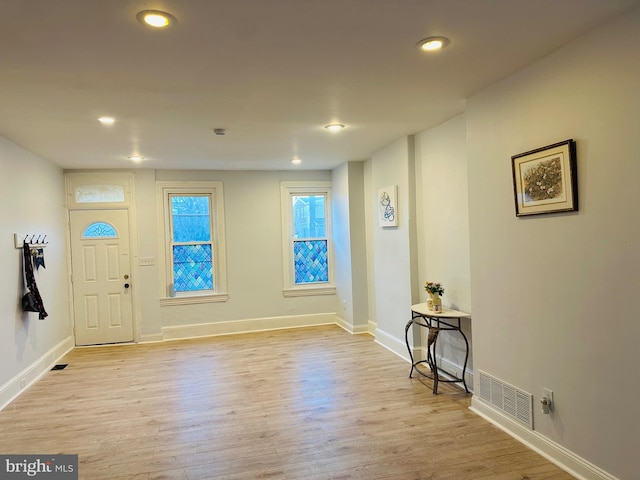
[1,0,638,171]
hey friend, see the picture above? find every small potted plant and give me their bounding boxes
[424,281,444,312]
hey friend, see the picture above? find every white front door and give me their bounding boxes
[70,209,134,346]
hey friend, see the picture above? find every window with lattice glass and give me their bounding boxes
[281,181,333,296]
[292,195,329,284]
[169,195,214,292]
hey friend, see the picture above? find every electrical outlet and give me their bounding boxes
[541,388,554,414]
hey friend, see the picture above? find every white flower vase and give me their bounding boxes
[427,292,434,310]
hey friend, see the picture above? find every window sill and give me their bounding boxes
[282,286,336,298]
[160,293,229,306]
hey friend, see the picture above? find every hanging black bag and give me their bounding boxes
[22,291,39,312]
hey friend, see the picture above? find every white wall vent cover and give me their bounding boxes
[478,370,533,430]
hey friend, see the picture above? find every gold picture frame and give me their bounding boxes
[511,139,578,217]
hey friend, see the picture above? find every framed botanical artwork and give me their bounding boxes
[511,139,578,217]
[378,185,398,227]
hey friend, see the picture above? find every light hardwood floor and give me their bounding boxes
[0,326,574,480]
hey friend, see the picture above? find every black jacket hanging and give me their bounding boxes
[22,240,48,320]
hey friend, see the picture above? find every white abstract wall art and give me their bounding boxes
[378,185,398,227]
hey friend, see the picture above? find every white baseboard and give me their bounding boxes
[160,313,339,341]
[335,315,370,335]
[0,336,74,411]
[368,320,377,335]
[470,397,619,480]
[139,333,164,343]
[373,327,410,362]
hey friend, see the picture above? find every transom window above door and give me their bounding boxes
[65,172,133,209]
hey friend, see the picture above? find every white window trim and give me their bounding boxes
[159,292,229,307]
[157,181,228,304]
[280,181,335,297]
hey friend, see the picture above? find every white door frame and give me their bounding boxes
[64,172,140,345]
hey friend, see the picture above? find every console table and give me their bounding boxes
[405,304,471,394]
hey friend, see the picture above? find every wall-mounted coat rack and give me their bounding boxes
[14,233,49,249]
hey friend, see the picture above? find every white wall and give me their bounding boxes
[332,163,355,327]
[363,158,377,333]
[133,169,338,338]
[466,8,640,479]
[332,161,369,332]
[133,169,162,339]
[0,137,73,407]
[414,114,472,378]
[366,136,419,355]
[346,162,369,330]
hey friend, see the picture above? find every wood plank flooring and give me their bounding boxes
[0,326,574,479]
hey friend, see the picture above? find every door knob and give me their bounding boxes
[124,283,130,289]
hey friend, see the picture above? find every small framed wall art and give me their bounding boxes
[511,139,578,217]
[378,185,398,227]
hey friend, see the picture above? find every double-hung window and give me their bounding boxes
[158,182,228,304]
[281,181,335,296]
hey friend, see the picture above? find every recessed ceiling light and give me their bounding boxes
[136,10,176,28]
[324,123,345,132]
[417,36,450,52]
[128,155,144,162]
[98,116,115,125]
[292,158,302,165]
